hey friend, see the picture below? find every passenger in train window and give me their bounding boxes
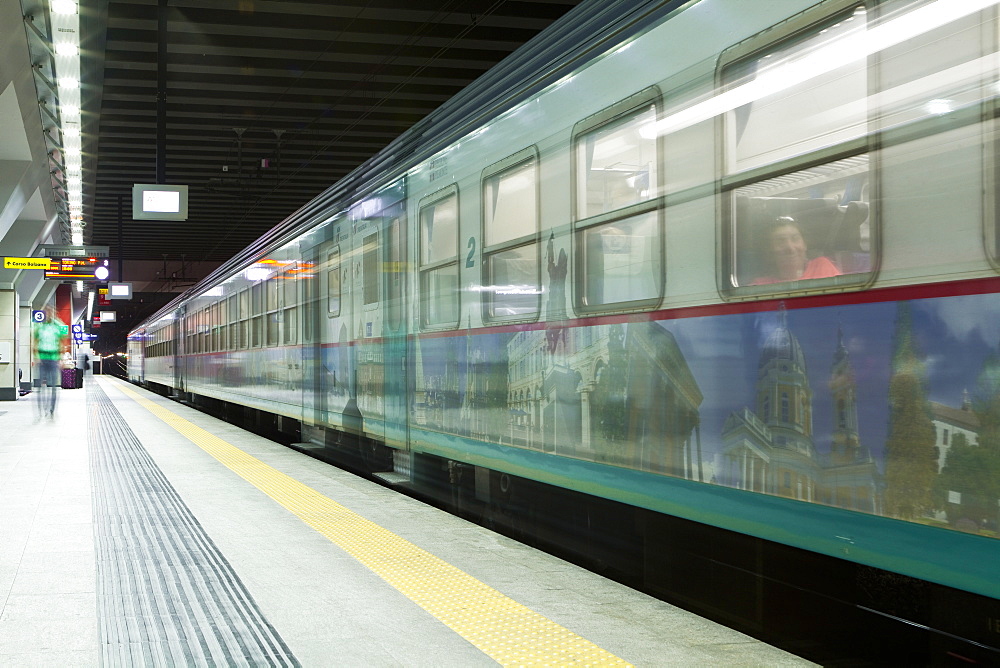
[752,216,840,285]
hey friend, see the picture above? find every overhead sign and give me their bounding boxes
[45,257,107,280]
[38,244,110,258]
[99,311,116,323]
[32,310,46,323]
[3,257,51,270]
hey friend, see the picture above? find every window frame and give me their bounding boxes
[386,216,405,332]
[418,184,461,330]
[362,231,380,309]
[480,146,542,324]
[251,282,264,348]
[570,86,665,315]
[282,263,298,346]
[266,271,282,348]
[716,0,880,301]
[327,246,342,317]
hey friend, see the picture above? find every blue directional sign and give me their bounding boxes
[32,310,45,323]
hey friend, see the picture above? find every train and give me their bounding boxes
[128,0,1000,662]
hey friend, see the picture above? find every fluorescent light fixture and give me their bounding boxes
[55,42,78,56]
[72,231,84,245]
[65,147,81,157]
[62,104,79,117]
[245,266,271,282]
[58,77,79,89]
[926,98,954,114]
[63,127,80,138]
[99,311,116,323]
[51,0,77,14]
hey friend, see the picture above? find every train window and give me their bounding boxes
[238,289,249,349]
[252,315,263,348]
[482,148,540,321]
[419,186,459,328]
[201,307,210,353]
[283,263,297,306]
[282,265,297,345]
[192,310,201,354]
[251,283,264,347]
[266,275,280,312]
[283,307,296,345]
[266,273,281,347]
[266,313,280,347]
[720,4,874,295]
[211,303,220,352]
[301,259,317,343]
[362,232,379,306]
[227,296,237,350]
[327,247,341,316]
[251,283,263,315]
[572,88,663,312]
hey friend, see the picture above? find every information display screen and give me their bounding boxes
[132,184,189,220]
[44,256,99,280]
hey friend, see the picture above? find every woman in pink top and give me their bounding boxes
[752,216,840,285]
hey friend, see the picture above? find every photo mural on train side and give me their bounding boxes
[411,292,1000,539]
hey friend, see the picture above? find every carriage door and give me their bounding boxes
[173,306,186,393]
[353,214,384,445]
[299,242,323,430]
[382,204,408,452]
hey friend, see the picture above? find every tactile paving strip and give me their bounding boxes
[111,380,632,667]
[88,382,300,667]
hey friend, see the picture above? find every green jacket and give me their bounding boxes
[34,320,67,361]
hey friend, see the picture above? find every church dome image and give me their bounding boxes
[758,315,808,375]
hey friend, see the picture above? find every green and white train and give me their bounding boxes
[130,0,1000,661]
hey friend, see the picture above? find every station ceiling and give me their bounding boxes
[81,0,585,276]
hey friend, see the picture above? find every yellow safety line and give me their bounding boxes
[110,381,631,667]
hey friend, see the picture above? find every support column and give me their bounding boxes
[0,285,17,400]
[18,302,31,393]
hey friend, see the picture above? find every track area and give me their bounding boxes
[1,376,813,666]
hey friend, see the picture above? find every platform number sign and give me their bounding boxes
[32,310,45,323]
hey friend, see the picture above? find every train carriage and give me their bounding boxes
[128,0,1000,662]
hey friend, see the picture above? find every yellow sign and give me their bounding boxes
[3,257,51,270]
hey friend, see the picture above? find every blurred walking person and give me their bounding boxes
[33,305,67,419]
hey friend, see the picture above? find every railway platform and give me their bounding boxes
[1,375,814,666]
